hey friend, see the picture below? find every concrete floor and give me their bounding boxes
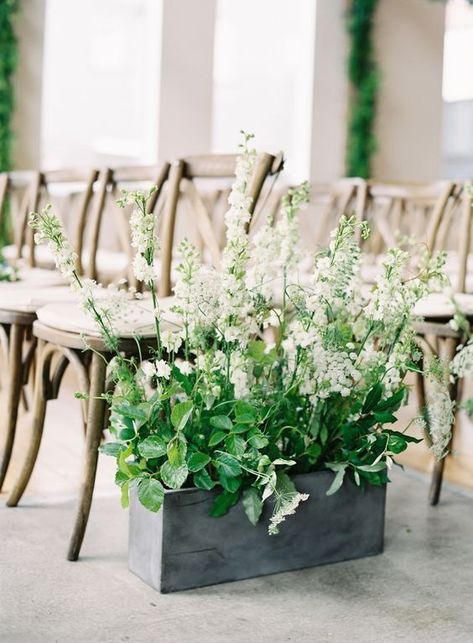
[1,468,473,642]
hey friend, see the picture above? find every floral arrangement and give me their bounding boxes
[30,134,450,534]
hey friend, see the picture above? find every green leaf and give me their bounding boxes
[137,477,164,512]
[114,404,148,421]
[326,465,347,496]
[187,451,211,473]
[306,443,321,459]
[225,434,246,457]
[138,435,167,459]
[171,400,193,431]
[210,415,233,431]
[232,423,249,434]
[375,387,405,412]
[362,383,383,414]
[248,429,268,449]
[216,452,241,477]
[387,433,409,454]
[235,401,256,424]
[209,430,226,447]
[357,462,387,472]
[193,467,215,490]
[273,458,296,466]
[242,487,263,526]
[99,442,126,457]
[373,412,397,424]
[167,434,187,466]
[119,427,135,441]
[210,490,239,517]
[115,470,128,487]
[320,425,328,445]
[120,480,130,508]
[160,462,188,489]
[219,471,242,493]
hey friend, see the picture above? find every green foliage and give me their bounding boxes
[346,0,379,178]
[0,0,19,247]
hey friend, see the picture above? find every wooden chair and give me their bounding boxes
[0,168,103,491]
[358,181,460,284]
[412,182,472,505]
[6,152,283,561]
[288,178,368,255]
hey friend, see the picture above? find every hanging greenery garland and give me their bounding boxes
[0,0,19,247]
[346,0,379,179]
[0,0,19,172]
[345,0,473,179]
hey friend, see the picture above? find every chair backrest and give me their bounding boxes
[361,181,459,257]
[289,178,367,253]
[0,170,38,253]
[1,169,99,269]
[158,152,284,296]
[81,163,170,282]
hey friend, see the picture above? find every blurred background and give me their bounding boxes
[8,0,473,183]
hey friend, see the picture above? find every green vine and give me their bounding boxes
[0,0,19,246]
[345,0,473,179]
[0,0,18,171]
[346,0,379,179]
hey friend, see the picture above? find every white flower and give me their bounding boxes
[132,254,156,283]
[161,330,183,353]
[155,360,171,380]
[425,360,455,460]
[176,360,193,375]
[141,361,156,380]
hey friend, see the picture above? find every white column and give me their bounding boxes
[373,0,446,181]
[12,0,46,168]
[309,0,350,183]
[157,0,217,160]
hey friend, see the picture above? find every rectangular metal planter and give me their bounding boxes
[128,470,386,593]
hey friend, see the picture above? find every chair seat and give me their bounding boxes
[82,248,129,283]
[36,296,179,338]
[4,244,129,283]
[413,292,473,319]
[3,244,56,269]
[0,286,86,313]
[0,267,66,289]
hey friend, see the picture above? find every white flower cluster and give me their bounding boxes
[29,206,78,280]
[425,362,455,460]
[118,187,158,285]
[268,491,310,535]
[451,342,473,380]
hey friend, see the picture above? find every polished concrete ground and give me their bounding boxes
[1,467,473,642]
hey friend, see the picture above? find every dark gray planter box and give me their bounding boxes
[128,470,386,593]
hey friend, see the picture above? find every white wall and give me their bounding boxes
[41,0,161,168]
[212,0,316,182]
[12,0,46,168]
[373,0,446,181]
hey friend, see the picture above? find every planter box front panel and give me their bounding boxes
[129,470,386,593]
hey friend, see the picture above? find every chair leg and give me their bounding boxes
[6,339,48,506]
[67,352,107,561]
[429,458,446,506]
[0,323,25,491]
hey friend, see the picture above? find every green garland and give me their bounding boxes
[0,0,19,247]
[345,0,379,179]
[346,0,473,179]
[0,0,18,172]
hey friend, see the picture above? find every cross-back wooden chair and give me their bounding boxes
[158,151,284,296]
[357,181,460,284]
[411,182,473,505]
[0,168,101,491]
[6,151,283,563]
